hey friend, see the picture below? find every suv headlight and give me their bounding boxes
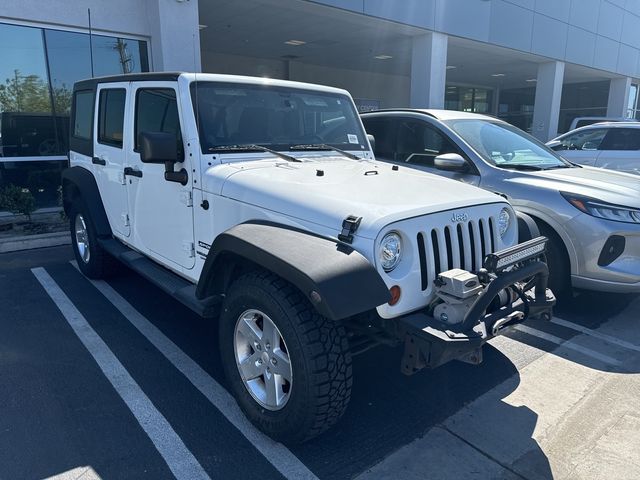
[380,232,402,272]
[498,207,512,238]
[561,192,640,224]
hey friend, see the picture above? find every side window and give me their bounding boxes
[72,90,94,140]
[599,128,640,151]
[559,129,607,151]
[396,119,460,166]
[362,117,396,160]
[98,89,126,148]
[135,88,183,159]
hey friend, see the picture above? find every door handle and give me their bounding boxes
[92,156,106,166]
[124,167,143,178]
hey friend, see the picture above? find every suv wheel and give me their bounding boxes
[219,271,352,443]
[70,201,116,279]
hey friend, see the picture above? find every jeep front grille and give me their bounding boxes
[417,218,496,291]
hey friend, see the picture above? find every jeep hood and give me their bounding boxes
[505,165,640,209]
[203,157,502,239]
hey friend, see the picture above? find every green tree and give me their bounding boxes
[0,70,52,113]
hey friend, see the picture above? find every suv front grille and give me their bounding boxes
[417,218,496,292]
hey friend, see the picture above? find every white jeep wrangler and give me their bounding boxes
[62,72,554,443]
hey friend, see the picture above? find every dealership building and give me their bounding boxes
[1,0,640,209]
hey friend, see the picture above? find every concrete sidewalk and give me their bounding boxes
[358,298,640,480]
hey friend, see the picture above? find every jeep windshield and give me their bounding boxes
[445,119,575,170]
[190,81,368,154]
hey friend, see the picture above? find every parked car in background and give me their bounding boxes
[567,116,637,131]
[362,109,640,296]
[547,122,640,175]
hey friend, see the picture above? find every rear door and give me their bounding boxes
[93,83,130,237]
[126,82,195,270]
[595,128,640,174]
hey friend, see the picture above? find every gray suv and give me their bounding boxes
[362,109,640,295]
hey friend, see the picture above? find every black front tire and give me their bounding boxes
[219,271,352,444]
[69,200,116,279]
[539,224,571,297]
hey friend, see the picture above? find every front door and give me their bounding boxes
[93,83,130,238]
[126,82,195,270]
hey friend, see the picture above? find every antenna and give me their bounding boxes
[193,33,200,135]
[88,8,95,77]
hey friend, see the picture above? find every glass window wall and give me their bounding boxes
[0,22,149,209]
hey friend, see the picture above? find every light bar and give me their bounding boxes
[484,236,547,272]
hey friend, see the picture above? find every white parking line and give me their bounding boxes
[551,317,640,353]
[72,262,318,480]
[512,324,622,366]
[31,267,210,480]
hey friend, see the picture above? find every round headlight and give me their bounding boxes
[380,232,402,272]
[498,208,511,238]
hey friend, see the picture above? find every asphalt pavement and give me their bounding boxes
[1,245,639,480]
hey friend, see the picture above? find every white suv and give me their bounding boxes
[62,72,553,443]
[548,122,640,175]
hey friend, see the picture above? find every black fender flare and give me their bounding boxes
[196,222,391,321]
[62,166,112,238]
[516,211,540,242]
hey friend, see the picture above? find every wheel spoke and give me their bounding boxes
[261,317,279,350]
[271,349,292,382]
[239,352,264,380]
[237,316,262,345]
[265,372,278,406]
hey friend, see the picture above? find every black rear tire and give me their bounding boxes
[219,271,352,444]
[69,200,117,279]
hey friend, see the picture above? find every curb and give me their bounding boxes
[0,231,71,254]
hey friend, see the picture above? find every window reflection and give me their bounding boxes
[0,21,149,208]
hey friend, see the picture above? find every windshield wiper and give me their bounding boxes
[496,164,544,171]
[290,144,361,160]
[208,144,301,162]
[543,164,575,170]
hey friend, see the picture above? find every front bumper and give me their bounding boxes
[565,214,640,291]
[395,239,555,374]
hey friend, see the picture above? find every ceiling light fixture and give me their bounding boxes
[198,24,208,30]
[446,65,457,70]
[526,78,537,82]
[284,40,306,46]
[491,73,506,77]
[374,54,393,60]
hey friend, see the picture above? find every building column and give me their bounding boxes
[146,0,201,72]
[607,77,632,118]
[532,61,564,141]
[410,32,448,109]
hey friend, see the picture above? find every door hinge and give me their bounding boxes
[182,241,195,258]
[122,213,130,227]
[180,190,193,207]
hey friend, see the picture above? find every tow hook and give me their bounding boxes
[492,311,525,336]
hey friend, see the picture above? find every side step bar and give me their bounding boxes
[99,238,221,318]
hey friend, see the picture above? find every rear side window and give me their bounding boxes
[98,89,126,148]
[599,128,640,151]
[73,90,94,140]
[135,88,183,158]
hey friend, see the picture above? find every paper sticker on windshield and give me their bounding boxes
[348,134,359,144]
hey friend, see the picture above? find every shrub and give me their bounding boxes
[0,184,37,220]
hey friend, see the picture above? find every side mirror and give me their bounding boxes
[367,134,376,152]
[139,131,178,164]
[138,131,188,185]
[434,153,469,172]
